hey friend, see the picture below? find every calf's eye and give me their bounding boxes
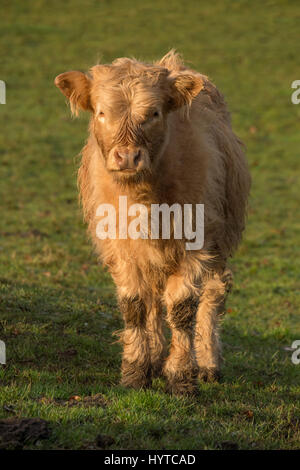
[141,111,160,126]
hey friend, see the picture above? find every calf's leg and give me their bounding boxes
[119,295,151,389]
[146,300,166,378]
[194,268,233,382]
[163,275,199,395]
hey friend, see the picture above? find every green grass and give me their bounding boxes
[0,0,300,450]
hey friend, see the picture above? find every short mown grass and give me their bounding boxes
[0,0,299,449]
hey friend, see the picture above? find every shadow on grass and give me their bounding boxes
[0,278,299,391]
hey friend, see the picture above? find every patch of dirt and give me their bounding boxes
[0,418,50,450]
[218,440,239,450]
[68,393,108,408]
[38,393,109,408]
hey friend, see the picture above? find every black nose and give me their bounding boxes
[115,149,141,170]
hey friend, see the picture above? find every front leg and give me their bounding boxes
[119,296,151,389]
[146,300,166,378]
[163,275,199,395]
[194,269,232,382]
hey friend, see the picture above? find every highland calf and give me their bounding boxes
[55,51,251,395]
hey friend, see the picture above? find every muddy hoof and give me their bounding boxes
[121,361,151,390]
[165,368,199,396]
[198,367,221,383]
[150,360,164,379]
[166,380,198,397]
[120,378,151,390]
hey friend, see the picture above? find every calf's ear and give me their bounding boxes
[168,74,203,110]
[54,71,92,115]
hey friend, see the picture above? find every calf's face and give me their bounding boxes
[55,59,203,182]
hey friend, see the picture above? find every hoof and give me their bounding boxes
[121,360,151,390]
[150,360,164,379]
[166,380,198,397]
[165,367,199,396]
[198,367,221,383]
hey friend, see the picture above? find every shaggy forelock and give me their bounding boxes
[90,60,170,118]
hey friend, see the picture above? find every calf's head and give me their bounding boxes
[55,56,203,182]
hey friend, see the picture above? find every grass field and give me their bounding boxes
[0,0,300,450]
